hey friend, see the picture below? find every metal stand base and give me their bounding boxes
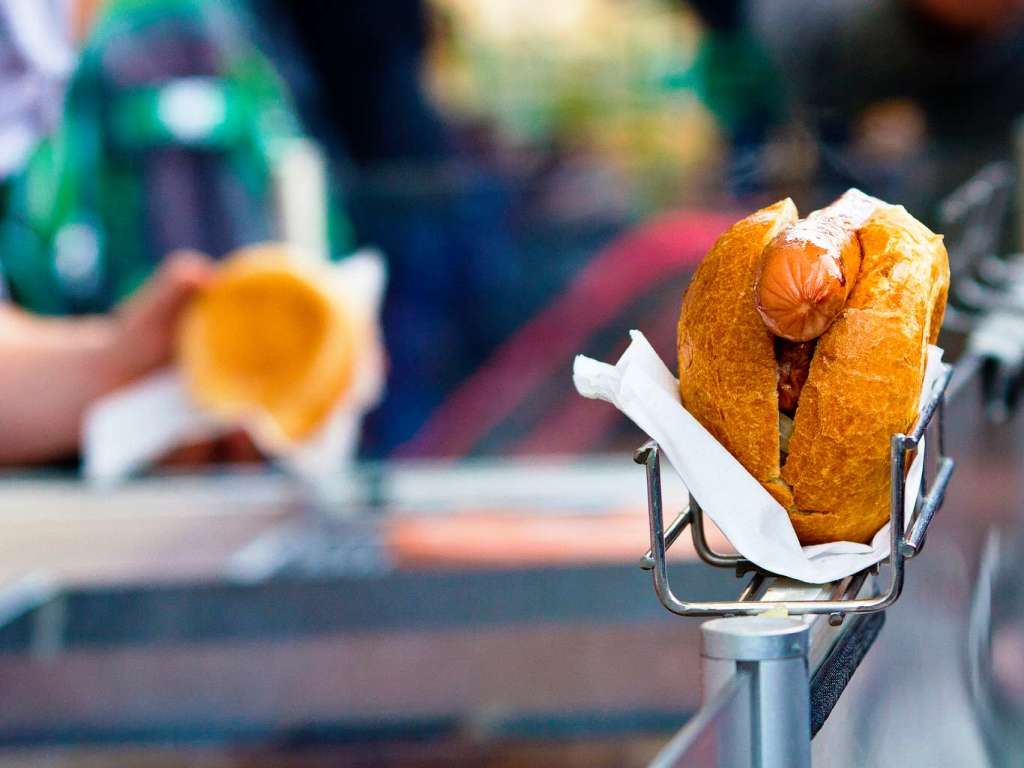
[649,616,811,768]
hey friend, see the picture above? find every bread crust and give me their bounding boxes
[783,204,949,543]
[677,199,798,508]
[677,199,949,545]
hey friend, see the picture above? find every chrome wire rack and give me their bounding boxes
[635,362,955,622]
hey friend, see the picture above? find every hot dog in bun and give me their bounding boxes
[677,192,950,545]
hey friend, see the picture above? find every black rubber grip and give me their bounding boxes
[809,610,886,737]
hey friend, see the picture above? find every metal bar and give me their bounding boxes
[639,505,692,570]
[691,500,749,568]
[738,573,766,602]
[643,596,898,618]
[638,360,954,617]
[640,436,905,616]
[909,365,955,444]
[654,592,887,766]
[701,617,811,768]
[644,429,912,617]
[938,375,948,457]
[824,571,871,626]
[640,431,911,616]
[842,569,870,601]
[882,432,909,605]
[902,372,956,558]
[903,456,955,557]
[644,445,680,616]
[647,669,751,768]
[633,439,658,466]
[0,574,58,631]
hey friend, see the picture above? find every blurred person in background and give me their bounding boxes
[360,0,1024,460]
[253,0,522,457]
[0,0,343,465]
[0,0,199,466]
[689,0,1024,215]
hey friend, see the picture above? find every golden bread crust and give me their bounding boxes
[178,244,356,441]
[677,199,798,506]
[782,204,950,543]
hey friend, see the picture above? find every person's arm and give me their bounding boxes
[0,251,213,464]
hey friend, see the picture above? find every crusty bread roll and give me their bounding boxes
[178,244,356,441]
[677,198,949,545]
[678,199,798,508]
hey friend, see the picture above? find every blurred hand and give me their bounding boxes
[0,249,216,465]
[107,250,215,385]
[108,251,267,469]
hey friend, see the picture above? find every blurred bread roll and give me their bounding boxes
[178,244,356,441]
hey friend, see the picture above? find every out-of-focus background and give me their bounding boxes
[1,0,1024,765]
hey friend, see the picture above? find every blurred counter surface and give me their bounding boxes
[0,454,704,588]
[0,335,1018,766]
[0,451,736,764]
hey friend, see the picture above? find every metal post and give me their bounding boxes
[701,616,811,768]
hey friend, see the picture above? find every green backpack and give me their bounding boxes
[0,0,349,315]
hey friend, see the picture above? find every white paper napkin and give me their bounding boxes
[573,331,944,584]
[82,249,387,486]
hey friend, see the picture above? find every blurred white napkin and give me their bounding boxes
[573,331,945,584]
[83,249,387,486]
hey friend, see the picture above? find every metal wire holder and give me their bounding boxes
[635,362,955,620]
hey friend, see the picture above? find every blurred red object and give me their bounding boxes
[387,506,733,569]
[395,210,738,459]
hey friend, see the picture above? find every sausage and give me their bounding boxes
[776,338,815,416]
[755,189,879,342]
